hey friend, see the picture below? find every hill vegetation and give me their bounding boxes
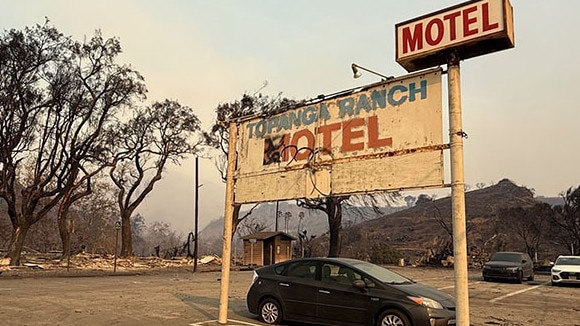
[198,179,573,266]
[315,179,571,265]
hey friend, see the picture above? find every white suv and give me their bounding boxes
[551,255,580,286]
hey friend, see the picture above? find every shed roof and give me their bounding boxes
[240,231,297,241]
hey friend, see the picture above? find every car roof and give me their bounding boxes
[556,255,580,259]
[285,257,362,263]
[274,257,371,267]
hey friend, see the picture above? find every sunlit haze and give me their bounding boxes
[2,1,578,233]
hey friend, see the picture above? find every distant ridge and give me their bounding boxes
[198,179,564,259]
[318,179,559,261]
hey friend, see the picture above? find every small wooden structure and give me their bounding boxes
[240,231,296,266]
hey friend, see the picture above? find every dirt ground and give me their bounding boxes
[1,259,579,326]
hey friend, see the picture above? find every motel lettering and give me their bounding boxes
[396,0,513,72]
[401,1,499,55]
[246,79,427,140]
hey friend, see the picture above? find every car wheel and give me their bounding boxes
[528,272,534,281]
[259,298,282,325]
[377,309,411,326]
[551,281,558,286]
[483,276,490,282]
[516,270,523,284]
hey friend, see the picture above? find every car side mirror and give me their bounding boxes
[522,260,527,264]
[352,280,366,289]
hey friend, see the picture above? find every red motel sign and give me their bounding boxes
[396,0,514,72]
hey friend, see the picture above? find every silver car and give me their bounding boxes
[551,255,580,286]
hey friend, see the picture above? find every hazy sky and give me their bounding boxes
[2,1,579,233]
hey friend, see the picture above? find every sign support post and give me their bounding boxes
[396,2,515,324]
[447,54,470,326]
[218,122,238,324]
[194,156,199,273]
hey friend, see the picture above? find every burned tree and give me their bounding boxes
[109,100,202,257]
[204,93,296,236]
[552,186,580,255]
[498,203,554,261]
[0,23,145,265]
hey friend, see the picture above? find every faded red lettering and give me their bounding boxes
[290,129,315,161]
[462,6,478,37]
[402,23,423,54]
[443,11,461,41]
[425,18,444,46]
[482,2,499,31]
[316,123,341,151]
[342,118,365,152]
[367,116,392,149]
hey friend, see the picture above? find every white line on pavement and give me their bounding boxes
[437,281,481,290]
[489,282,548,303]
[190,319,263,326]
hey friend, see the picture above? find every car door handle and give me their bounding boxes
[318,290,330,294]
[279,283,289,287]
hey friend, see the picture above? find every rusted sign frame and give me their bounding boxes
[234,68,445,204]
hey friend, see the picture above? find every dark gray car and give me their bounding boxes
[246,257,456,326]
[482,251,534,283]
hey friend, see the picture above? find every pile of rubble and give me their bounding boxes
[0,253,223,273]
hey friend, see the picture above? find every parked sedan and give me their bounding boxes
[246,257,456,326]
[551,255,580,286]
[482,251,534,283]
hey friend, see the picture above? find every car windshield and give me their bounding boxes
[555,257,580,266]
[346,260,412,284]
[490,252,522,263]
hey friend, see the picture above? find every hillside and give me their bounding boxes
[333,179,555,263]
[197,200,405,255]
[198,179,565,262]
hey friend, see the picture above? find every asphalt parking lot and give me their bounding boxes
[1,266,578,326]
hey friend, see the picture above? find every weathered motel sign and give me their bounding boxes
[396,0,514,72]
[235,68,444,204]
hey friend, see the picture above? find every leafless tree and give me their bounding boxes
[204,93,296,237]
[109,100,202,257]
[141,220,182,258]
[297,196,348,257]
[0,23,145,265]
[499,203,555,260]
[297,192,401,258]
[476,182,487,189]
[552,186,580,255]
[236,215,270,238]
[70,179,119,254]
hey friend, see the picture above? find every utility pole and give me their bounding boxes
[218,122,237,324]
[193,156,199,272]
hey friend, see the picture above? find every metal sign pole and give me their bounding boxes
[218,122,238,324]
[114,221,121,273]
[194,156,199,273]
[447,54,470,326]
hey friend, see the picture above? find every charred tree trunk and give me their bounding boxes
[58,189,74,260]
[327,197,343,257]
[58,215,71,259]
[120,210,134,257]
[231,204,242,239]
[7,222,31,266]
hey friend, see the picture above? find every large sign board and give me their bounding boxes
[235,68,444,204]
[396,0,514,72]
